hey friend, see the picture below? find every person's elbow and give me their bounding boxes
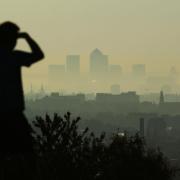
[38,51,45,60]
[36,51,45,61]
[28,52,45,67]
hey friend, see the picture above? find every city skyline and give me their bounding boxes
[27,48,180,94]
[48,49,178,73]
[1,1,180,178]
[2,0,180,93]
[1,0,180,88]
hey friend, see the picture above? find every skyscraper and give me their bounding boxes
[66,55,80,73]
[90,49,108,73]
[140,118,145,137]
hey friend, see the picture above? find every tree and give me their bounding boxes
[32,112,177,180]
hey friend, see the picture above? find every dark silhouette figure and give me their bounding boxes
[0,22,44,154]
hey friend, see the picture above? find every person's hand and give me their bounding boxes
[18,32,30,39]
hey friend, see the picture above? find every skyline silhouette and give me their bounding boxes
[1,0,180,91]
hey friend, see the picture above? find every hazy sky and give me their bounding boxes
[1,0,180,89]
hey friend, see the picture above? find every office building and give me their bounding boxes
[90,49,108,73]
[66,55,80,73]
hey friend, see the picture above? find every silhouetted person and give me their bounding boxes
[0,22,44,154]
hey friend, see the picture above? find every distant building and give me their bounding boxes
[139,118,145,137]
[95,92,140,113]
[159,102,180,114]
[132,64,146,77]
[96,91,139,104]
[159,91,165,105]
[51,92,60,97]
[49,93,85,103]
[85,93,96,101]
[90,49,108,73]
[110,84,120,95]
[147,117,167,142]
[66,55,80,73]
[140,93,180,104]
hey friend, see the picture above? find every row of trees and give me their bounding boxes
[0,112,178,180]
[32,112,177,180]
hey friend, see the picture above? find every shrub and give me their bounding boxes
[32,112,177,180]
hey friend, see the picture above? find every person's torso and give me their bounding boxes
[0,51,25,112]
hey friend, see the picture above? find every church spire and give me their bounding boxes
[159,90,164,105]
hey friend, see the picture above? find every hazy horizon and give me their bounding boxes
[1,0,180,92]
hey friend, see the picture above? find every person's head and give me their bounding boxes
[0,21,20,51]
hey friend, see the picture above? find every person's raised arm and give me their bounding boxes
[18,32,44,65]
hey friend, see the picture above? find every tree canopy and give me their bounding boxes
[32,112,177,180]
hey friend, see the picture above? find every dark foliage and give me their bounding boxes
[32,112,177,180]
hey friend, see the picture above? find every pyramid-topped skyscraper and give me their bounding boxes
[90,48,109,74]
